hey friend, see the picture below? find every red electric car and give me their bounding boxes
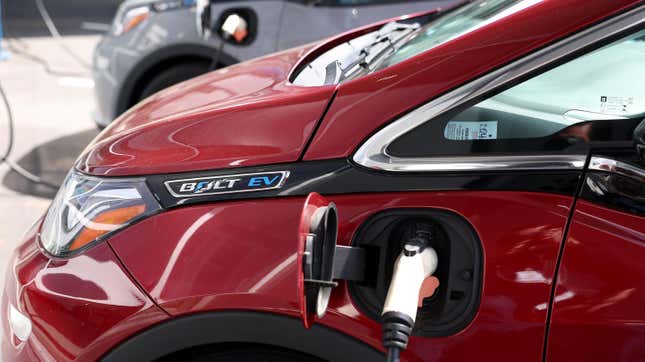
[3,0,644,361]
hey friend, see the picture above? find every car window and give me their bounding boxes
[387,30,645,157]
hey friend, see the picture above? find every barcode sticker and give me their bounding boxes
[444,121,498,140]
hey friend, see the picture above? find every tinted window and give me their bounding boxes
[388,30,645,157]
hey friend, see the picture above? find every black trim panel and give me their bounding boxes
[147,159,581,209]
[101,312,382,362]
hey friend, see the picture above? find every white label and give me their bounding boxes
[444,121,498,140]
[599,96,634,114]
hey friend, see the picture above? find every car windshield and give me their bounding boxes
[291,0,544,86]
[377,0,541,69]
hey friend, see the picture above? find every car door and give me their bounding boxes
[297,17,643,362]
[517,30,645,362]
[545,151,645,362]
[276,0,454,50]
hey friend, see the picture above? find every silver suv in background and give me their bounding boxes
[92,0,457,128]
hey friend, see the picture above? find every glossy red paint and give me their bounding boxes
[109,191,572,361]
[1,221,168,362]
[77,7,451,178]
[76,45,336,176]
[546,201,645,362]
[77,1,640,178]
[303,0,640,161]
[2,1,641,361]
[108,198,304,313]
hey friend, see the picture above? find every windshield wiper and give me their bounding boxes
[334,22,420,81]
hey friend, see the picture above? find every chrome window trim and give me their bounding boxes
[362,153,587,172]
[589,156,645,183]
[353,5,644,173]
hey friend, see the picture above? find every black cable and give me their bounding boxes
[34,0,91,70]
[386,347,400,362]
[1,0,88,77]
[0,80,14,161]
[209,38,226,71]
[5,38,88,77]
[0,0,81,189]
[381,311,413,362]
[0,80,58,190]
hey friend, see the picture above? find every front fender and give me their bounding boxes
[108,198,305,315]
[106,197,384,359]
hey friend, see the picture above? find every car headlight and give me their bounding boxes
[112,5,151,36]
[112,0,197,36]
[39,171,160,258]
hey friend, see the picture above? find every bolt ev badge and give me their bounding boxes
[165,171,290,198]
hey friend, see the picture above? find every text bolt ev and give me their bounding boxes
[4,1,645,361]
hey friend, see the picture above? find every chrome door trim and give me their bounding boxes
[353,5,644,173]
[589,156,645,183]
[359,153,587,172]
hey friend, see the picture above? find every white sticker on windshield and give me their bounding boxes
[444,121,498,140]
[599,96,634,114]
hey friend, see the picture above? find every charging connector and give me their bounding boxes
[381,222,438,362]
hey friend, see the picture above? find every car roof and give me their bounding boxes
[303,0,643,161]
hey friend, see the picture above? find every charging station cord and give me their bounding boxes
[0,0,88,189]
[387,346,400,362]
[34,0,90,70]
[0,81,58,190]
[1,0,90,77]
[381,223,439,362]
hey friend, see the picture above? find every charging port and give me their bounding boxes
[348,209,482,337]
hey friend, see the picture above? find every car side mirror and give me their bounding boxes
[219,13,249,44]
[634,119,645,162]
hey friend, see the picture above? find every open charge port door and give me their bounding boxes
[348,209,483,337]
[297,194,483,338]
[297,192,372,328]
[297,192,338,328]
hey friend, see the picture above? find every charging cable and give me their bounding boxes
[0,0,90,77]
[0,0,84,189]
[381,223,439,362]
[34,0,91,70]
[0,81,58,189]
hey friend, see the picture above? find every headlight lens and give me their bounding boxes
[40,171,160,257]
[112,1,196,36]
[113,5,151,36]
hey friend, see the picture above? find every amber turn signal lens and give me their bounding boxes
[68,204,146,252]
[122,12,149,34]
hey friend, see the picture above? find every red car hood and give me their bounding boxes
[77,44,336,176]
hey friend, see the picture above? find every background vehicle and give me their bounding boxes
[4,1,644,361]
[92,0,457,128]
